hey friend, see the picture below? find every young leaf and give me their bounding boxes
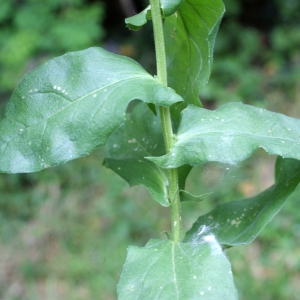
[184,157,300,247]
[125,0,183,31]
[104,102,193,206]
[125,6,152,31]
[148,102,300,168]
[0,47,182,174]
[117,238,238,299]
[164,0,225,115]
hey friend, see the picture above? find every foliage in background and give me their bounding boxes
[0,149,172,299]
[1,151,300,300]
[202,0,300,109]
[0,0,104,92]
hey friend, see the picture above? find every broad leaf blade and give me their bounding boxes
[185,157,300,247]
[104,102,169,206]
[164,0,225,115]
[104,158,169,206]
[104,103,192,207]
[105,103,165,160]
[117,239,237,299]
[149,102,300,168]
[0,47,182,173]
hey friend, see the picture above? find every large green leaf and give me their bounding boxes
[0,47,182,174]
[104,102,198,206]
[104,102,169,206]
[125,0,183,31]
[185,157,300,247]
[117,239,237,299]
[149,102,300,168]
[164,0,225,116]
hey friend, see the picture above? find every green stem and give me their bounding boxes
[150,0,182,242]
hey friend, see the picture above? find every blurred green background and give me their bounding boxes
[0,0,300,299]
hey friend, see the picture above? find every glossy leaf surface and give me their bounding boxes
[117,238,237,299]
[185,158,300,247]
[0,47,182,173]
[161,0,183,16]
[125,0,183,30]
[164,0,225,116]
[149,102,300,168]
[105,103,194,206]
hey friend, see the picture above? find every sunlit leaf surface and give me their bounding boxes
[118,238,237,299]
[0,47,182,173]
[149,102,300,168]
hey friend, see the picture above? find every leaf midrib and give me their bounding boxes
[3,74,151,146]
[177,130,298,144]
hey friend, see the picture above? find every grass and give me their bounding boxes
[0,149,168,299]
[0,145,299,299]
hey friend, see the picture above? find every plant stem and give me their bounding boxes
[150,0,182,242]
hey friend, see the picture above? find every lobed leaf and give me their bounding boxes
[164,0,225,117]
[185,157,300,247]
[0,47,182,173]
[117,238,237,299]
[148,102,300,168]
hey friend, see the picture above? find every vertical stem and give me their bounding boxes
[150,0,182,242]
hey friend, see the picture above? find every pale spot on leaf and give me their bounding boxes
[231,219,241,227]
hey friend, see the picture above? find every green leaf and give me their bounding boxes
[117,239,238,299]
[104,102,169,206]
[104,157,169,206]
[104,102,192,207]
[180,190,210,202]
[125,0,183,31]
[164,0,225,117]
[0,47,182,174]
[125,6,152,31]
[185,157,300,247]
[148,102,300,168]
[161,0,184,16]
